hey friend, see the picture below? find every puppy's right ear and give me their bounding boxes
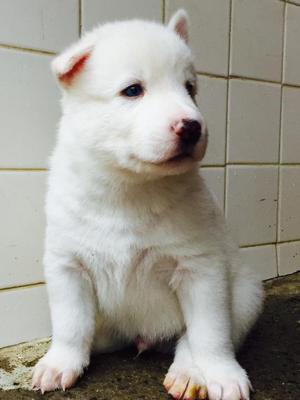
[51,35,95,89]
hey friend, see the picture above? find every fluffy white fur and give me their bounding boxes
[33,10,263,400]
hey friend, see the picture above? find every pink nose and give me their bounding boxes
[171,119,202,147]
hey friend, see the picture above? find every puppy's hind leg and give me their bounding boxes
[32,252,96,393]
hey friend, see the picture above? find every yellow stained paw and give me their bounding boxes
[183,380,200,400]
[199,385,208,399]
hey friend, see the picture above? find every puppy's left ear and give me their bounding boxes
[168,9,189,43]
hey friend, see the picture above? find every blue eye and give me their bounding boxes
[121,84,144,98]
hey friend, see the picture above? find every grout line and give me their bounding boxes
[202,163,300,167]
[286,0,300,6]
[275,1,287,276]
[0,282,45,293]
[229,74,280,85]
[201,165,226,169]
[240,238,300,249]
[162,0,166,23]
[197,71,228,80]
[197,72,300,89]
[1,164,300,172]
[79,0,82,36]
[284,82,300,89]
[197,71,280,85]
[224,0,233,215]
[0,168,48,172]
[0,43,56,56]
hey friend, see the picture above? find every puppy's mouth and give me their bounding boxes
[165,151,193,163]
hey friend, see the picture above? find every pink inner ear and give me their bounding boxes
[58,53,90,86]
[176,18,188,42]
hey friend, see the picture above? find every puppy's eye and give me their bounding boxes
[185,81,196,98]
[121,84,144,98]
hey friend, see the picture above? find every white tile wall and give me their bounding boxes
[227,79,281,163]
[165,0,230,76]
[0,0,79,53]
[1,0,300,348]
[226,166,278,246]
[82,0,162,31]
[230,0,284,82]
[0,49,60,168]
[283,4,300,85]
[278,167,300,242]
[201,167,225,212]
[281,87,300,164]
[197,76,227,166]
[240,245,277,281]
[0,172,46,289]
[277,241,300,276]
[0,285,51,347]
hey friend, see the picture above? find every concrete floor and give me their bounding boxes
[0,272,299,400]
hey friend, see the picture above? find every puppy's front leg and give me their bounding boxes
[170,258,250,400]
[32,252,96,393]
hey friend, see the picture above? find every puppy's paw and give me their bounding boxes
[32,346,88,393]
[197,358,251,400]
[164,365,207,400]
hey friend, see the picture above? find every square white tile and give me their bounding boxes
[230,0,284,82]
[0,49,60,168]
[201,167,225,212]
[0,172,46,289]
[226,166,278,246]
[240,245,277,281]
[277,241,300,276]
[0,0,79,52]
[281,87,300,163]
[0,285,51,347]
[82,0,162,31]
[284,4,300,85]
[278,167,300,242]
[227,79,281,163]
[197,76,227,166]
[165,0,230,76]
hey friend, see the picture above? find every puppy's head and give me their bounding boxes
[52,10,208,179]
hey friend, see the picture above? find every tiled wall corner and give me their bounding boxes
[0,285,51,348]
[240,245,277,281]
[230,0,284,81]
[226,166,278,246]
[165,0,230,76]
[227,79,281,163]
[277,241,300,276]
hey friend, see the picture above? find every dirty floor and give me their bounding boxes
[0,272,299,400]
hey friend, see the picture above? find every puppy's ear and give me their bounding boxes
[51,35,95,88]
[168,9,189,43]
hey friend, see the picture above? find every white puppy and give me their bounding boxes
[33,10,263,400]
